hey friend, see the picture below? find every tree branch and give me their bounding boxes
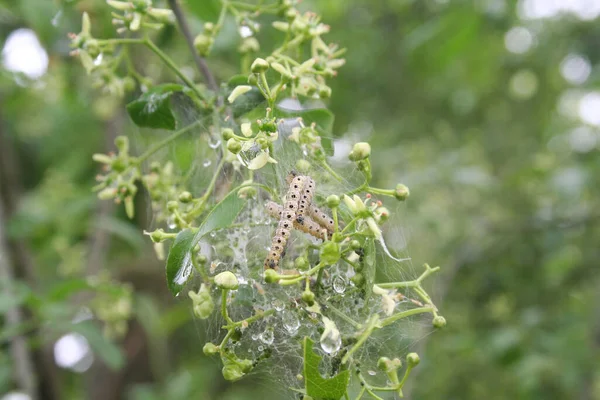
[167,0,219,94]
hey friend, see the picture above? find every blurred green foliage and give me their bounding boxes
[1,0,599,399]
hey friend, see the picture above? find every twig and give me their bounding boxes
[0,195,38,400]
[167,0,219,94]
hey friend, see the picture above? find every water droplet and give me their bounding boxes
[320,330,342,355]
[258,345,264,351]
[208,138,221,149]
[209,231,216,238]
[368,370,376,376]
[251,334,259,341]
[333,276,346,294]
[272,299,285,311]
[203,159,212,167]
[167,217,176,229]
[259,329,274,345]
[282,311,300,335]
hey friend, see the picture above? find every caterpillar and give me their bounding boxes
[286,171,337,233]
[266,201,330,241]
[264,175,306,269]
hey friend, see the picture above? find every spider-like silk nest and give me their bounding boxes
[136,105,435,398]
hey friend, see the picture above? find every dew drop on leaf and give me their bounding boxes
[368,370,376,376]
[259,329,274,345]
[272,299,285,311]
[203,159,212,167]
[320,330,341,354]
[282,310,300,335]
[333,276,346,294]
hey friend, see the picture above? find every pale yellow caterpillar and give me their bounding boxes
[266,201,330,241]
[264,176,306,269]
[286,171,336,233]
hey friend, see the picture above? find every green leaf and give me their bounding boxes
[165,229,195,296]
[126,84,190,130]
[276,107,335,156]
[227,75,265,118]
[166,190,247,296]
[185,0,222,22]
[70,321,124,370]
[303,337,350,400]
[0,280,31,315]
[363,238,376,304]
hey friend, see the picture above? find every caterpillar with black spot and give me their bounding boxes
[264,175,306,269]
[266,201,329,241]
[286,171,337,234]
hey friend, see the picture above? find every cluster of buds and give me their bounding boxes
[221,112,280,171]
[93,136,140,218]
[288,119,326,159]
[343,193,389,241]
[108,0,175,33]
[271,9,345,99]
[69,13,136,97]
[89,278,133,339]
[142,161,182,223]
[193,22,217,57]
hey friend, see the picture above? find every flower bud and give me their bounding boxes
[203,22,215,34]
[348,142,371,161]
[178,191,193,203]
[228,85,252,103]
[214,271,239,290]
[238,358,254,373]
[294,159,311,173]
[93,153,113,164]
[193,34,213,56]
[272,21,290,32]
[264,268,279,283]
[203,342,219,356]
[115,136,129,153]
[377,357,392,371]
[295,256,308,270]
[222,128,235,140]
[227,138,242,154]
[222,364,244,381]
[147,228,168,243]
[350,240,361,250]
[251,57,269,73]
[271,62,293,81]
[189,285,214,319]
[376,207,390,223]
[326,195,340,208]
[166,200,178,212]
[318,85,332,99]
[320,241,340,265]
[124,196,135,219]
[241,122,253,137]
[351,273,365,287]
[97,187,117,200]
[432,315,447,329]
[394,184,410,201]
[407,352,420,367]
[302,290,315,306]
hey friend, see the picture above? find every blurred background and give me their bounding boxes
[1,0,599,399]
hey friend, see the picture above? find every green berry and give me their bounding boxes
[348,142,371,161]
[394,184,410,201]
[326,194,340,208]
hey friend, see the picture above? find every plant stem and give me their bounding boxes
[320,160,343,182]
[221,289,233,324]
[143,38,207,100]
[380,306,434,328]
[341,315,379,364]
[327,305,362,329]
[167,0,219,93]
[376,264,440,289]
[136,120,202,163]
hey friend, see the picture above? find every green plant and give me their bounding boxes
[72,1,445,398]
